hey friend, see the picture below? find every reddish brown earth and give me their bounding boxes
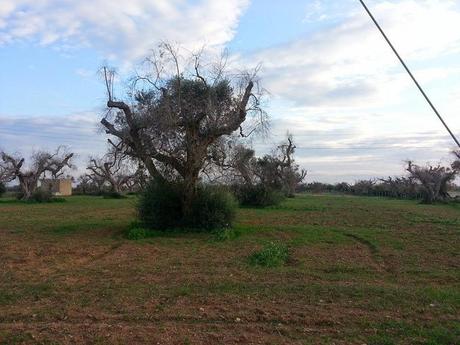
[0,195,459,344]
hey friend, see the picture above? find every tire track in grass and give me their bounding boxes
[341,233,392,273]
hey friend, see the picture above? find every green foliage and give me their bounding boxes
[32,188,53,202]
[102,191,126,199]
[367,335,396,345]
[138,181,237,231]
[233,183,284,207]
[0,182,5,197]
[16,188,66,203]
[248,242,289,267]
[138,180,183,230]
[72,191,102,196]
[126,227,149,240]
[212,228,242,242]
[188,185,237,230]
[368,322,460,345]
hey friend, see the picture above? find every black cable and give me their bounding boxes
[358,0,460,149]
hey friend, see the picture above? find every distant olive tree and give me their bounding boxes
[0,147,73,200]
[335,182,351,193]
[227,135,306,196]
[87,147,140,194]
[406,154,459,204]
[352,179,376,196]
[75,174,94,195]
[276,135,307,197]
[452,150,460,171]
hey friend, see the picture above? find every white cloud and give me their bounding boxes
[240,0,460,109]
[0,0,250,62]
[0,112,107,177]
[0,112,103,152]
[75,68,94,78]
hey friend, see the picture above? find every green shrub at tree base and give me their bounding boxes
[138,181,237,231]
[102,191,127,199]
[138,181,183,230]
[232,183,284,207]
[0,182,5,197]
[32,189,53,202]
[15,188,66,203]
[188,185,237,230]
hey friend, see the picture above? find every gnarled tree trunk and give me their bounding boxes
[18,174,38,200]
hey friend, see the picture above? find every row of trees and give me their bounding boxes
[0,133,306,202]
[3,143,456,205]
[0,147,74,200]
[0,147,150,199]
[302,154,460,204]
[303,178,424,199]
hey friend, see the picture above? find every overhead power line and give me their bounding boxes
[358,0,460,149]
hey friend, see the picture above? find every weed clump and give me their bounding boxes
[248,242,289,267]
[212,228,242,242]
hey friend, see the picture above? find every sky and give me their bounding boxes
[1,0,460,183]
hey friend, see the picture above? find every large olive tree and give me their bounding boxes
[100,44,266,214]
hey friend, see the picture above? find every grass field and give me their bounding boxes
[0,194,459,344]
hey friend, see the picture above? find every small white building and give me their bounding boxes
[41,179,73,196]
